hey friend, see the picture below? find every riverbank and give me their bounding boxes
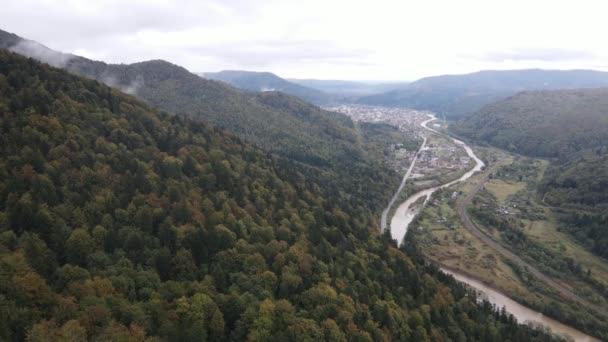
[387,115,602,342]
[380,136,427,232]
[440,265,601,342]
[389,115,484,244]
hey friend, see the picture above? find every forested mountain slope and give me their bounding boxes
[450,88,608,158]
[451,88,608,259]
[0,28,400,214]
[0,29,22,49]
[203,70,332,105]
[0,50,565,341]
[541,153,608,258]
[0,29,352,169]
[358,69,608,120]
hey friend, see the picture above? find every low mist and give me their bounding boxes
[10,40,73,68]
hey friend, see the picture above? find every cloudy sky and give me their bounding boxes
[2,0,607,80]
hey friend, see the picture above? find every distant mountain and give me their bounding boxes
[288,79,409,97]
[451,88,608,259]
[358,69,608,119]
[202,70,332,105]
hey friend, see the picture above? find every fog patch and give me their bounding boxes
[99,73,144,96]
[121,75,144,95]
[10,40,74,68]
[100,74,119,88]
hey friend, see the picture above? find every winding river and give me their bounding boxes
[387,114,601,342]
[389,116,484,245]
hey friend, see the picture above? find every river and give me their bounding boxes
[442,268,601,342]
[387,114,601,342]
[389,116,485,245]
[380,135,427,232]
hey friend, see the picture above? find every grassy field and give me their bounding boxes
[485,179,526,205]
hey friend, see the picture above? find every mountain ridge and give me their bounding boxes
[0,28,357,170]
[202,69,333,105]
[358,69,608,119]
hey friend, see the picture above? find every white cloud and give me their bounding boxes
[2,0,608,80]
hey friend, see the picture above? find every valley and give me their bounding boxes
[2,3,608,340]
[412,145,608,341]
[338,104,607,341]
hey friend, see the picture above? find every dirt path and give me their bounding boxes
[456,166,604,313]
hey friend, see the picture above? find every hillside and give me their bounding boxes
[0,29,351,171]
[358,69,608,119]
[1,29,427,241]
[450,88,608,158]
[67,58,355,168]
[541,153,608,259]
[0,29,22,49]
[0,49,566,342]
[451,88,608,259]
[203,70,332,105]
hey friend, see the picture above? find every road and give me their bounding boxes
[380,135,427,232]
[388,115,484,244]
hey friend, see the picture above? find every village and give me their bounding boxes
[412,133,472,187]
[326,104,429,133]
[328,104,473,182]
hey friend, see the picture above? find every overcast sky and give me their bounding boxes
[2,0,608,81]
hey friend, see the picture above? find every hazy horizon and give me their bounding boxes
[2,0,608,81]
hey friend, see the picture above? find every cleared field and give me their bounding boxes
[485,179,526,205]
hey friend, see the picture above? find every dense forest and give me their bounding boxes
[451,88,608,261]
[66,58,357,169]
[0,28,410,220]
[450,89,608,158]
[0,28,356,170]
[0,50,566,341]
[541,154,608,258]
